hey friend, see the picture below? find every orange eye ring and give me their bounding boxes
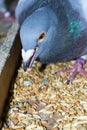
[37,32,46,43]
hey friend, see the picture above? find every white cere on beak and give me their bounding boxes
[22,49,34,62]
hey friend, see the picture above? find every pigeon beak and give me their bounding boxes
[23,61,30,71]
[22,47,38,71]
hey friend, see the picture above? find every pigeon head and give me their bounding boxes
[20,7,58,71]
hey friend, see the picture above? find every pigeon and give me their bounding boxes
[15,0,87,83]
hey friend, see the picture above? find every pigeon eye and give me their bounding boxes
[37,32,46,43]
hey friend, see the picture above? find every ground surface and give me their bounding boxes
[2,60,87,130]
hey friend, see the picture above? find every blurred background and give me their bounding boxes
[0,0,18,45]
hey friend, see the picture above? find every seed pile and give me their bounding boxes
[2,61,87,130]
